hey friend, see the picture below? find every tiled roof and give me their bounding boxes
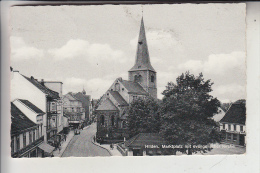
[11,103,37,136]
[73,92,91,108]
[220,99,246,125]
[121,80,148,95]
[125,133,165,148]
[22,75,59,99]
[96,98,118,111]
[18,99,45,114]
[109,91,128,106]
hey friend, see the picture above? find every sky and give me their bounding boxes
[10,4,246,102]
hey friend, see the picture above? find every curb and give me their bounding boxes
[60,132,75,157]
[91,135,112,156]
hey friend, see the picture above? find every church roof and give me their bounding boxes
[129,17,156,73]
[121,80,149,95]
[220,99,246,125]
[96,98,118,111]
[108,91,128,106]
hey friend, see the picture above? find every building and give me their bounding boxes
[117,133,167,156]
[63,93,85,128]
[212,107,226,122]
[219,99,246,146]
[72,89,91,124]
[11,103,53,158]
[95,17,157,143]
[11,70,63,143]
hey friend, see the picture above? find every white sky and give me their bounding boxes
[10,4,246,102]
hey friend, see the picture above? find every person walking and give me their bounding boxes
[64,134,67,141]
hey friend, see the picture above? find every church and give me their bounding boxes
[96,17,157,143]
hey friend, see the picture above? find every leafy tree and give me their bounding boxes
[160,72,221,155]
[127,97,161,138]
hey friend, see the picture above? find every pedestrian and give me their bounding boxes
[93,136,96,143]
[64,134,67,141]
[110,143,113,150]
[58,145,61,153]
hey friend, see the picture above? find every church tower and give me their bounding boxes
[128,17,157,99]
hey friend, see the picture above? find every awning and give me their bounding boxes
[38,142,55,153]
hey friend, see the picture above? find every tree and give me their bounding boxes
[127,97,161,138]
[160,72,221,155]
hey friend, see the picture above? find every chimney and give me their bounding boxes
[31,76,34,80]
[41,79,44,86]
[117,77,123,82]
[10,67,13,72]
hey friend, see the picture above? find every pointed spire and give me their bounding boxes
[129,17,156,72]
[82,85,86,95]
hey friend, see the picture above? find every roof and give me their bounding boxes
[121,80,148,95]
[38,142,55,153]
[64,93,79,101]
[73,92,91,107]
[124,133,165,148]
[129,17,156,73]
[96,98,118,111]
[11,103,37,136]
[220,99,246,125]
[109,91,128,106]
[18,99,45,114]
[212,107,226,122]
[22,75,59,99]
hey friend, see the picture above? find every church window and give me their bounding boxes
[134,75,142,83]
[107,93,109,96]
[122,88,124,91]
[151,75,155,82]
[122,121,127,128]
[100,115,105,126]
[111,115,115,126]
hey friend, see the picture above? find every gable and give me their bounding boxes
[96,98,118,111]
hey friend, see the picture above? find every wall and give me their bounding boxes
[44,82,63,97]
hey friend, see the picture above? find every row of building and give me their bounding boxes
[10,69,95,158]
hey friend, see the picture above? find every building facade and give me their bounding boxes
[11,103,47,158]
[63,93,85,128]
[73,90,91,124]
[219,100,246,146]
[96,18,157,143]
[11,70,63,144]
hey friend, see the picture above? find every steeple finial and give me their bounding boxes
[82,85,86,95]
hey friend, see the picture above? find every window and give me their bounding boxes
[16,136,20,151]
[23,133,26,147]
[122,121,127,128]
[33,130,35,142]
[233,134,237,141]
[100,115,105,126]
[133,96,137,101]
[29,132,32,144]
[115,83,120,91]
[72,108,74,112]
[111,115,115,126]
[51,102,56,111]
[122,88,124,91]
[151,75,155,82]
[240,126,243,132]
[222,124,225,130]
[228,124,231,131]
[233,125,236,131]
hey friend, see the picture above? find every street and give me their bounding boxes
[62,123,111,157]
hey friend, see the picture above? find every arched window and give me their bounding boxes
[122,121,127,128]
[100,115,105,126]
[134,75,142,83]
[111,115,115,126]
[151,75,155,82]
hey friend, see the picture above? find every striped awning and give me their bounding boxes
[38,142,55,153]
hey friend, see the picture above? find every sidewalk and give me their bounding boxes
[53,130,74,157]
[91,136,122,156]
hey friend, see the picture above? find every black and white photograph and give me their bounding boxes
[9,3,247,158]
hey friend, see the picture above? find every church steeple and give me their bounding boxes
[128,17,157,99]
[129,17,156,72]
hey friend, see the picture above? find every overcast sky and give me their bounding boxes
[10,4,246,102]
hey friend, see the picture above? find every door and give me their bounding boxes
[239,134,245,146]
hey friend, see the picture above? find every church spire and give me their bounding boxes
[82,85,86,95]
[129,17,156,72]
